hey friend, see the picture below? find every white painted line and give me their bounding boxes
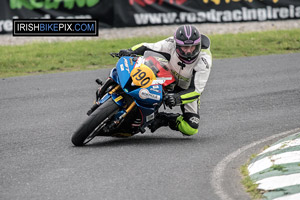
[259,138,300,155]
[257,173,300,190]
[211,128,300,200]
[273,193,300,200]
[248,151,300,175]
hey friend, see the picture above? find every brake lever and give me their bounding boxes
[110,53,120,58]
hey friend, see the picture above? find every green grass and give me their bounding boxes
[1,29,300,78]
[240,154,264,200]
[211,29,300,58]
[269,164,288,172]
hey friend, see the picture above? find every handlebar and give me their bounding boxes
[110,53,139,59]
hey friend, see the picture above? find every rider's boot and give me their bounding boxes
[149,112,180,133]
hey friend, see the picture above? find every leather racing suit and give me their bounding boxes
[129,35,212,136]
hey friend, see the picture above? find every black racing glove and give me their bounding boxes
[118,49,133,57]
[164,93,181,109]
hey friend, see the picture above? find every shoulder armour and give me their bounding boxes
[201,34,211,49]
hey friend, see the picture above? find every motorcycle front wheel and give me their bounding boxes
[71,98,119,146]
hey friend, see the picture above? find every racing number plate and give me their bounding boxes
[130,65,155,88]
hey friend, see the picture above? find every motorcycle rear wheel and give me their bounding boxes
[71,98,119,146]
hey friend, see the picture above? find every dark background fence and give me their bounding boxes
[1,0,300,34]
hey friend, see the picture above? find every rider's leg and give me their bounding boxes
[176,100,200,136]
[149,100,200,136]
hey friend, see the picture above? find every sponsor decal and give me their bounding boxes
[189,116,199,125]
[139,88,160,100]
[201,57,209,69]
[150,88,161,93]
[123,58,130,73]
[115,96,123,102]
[146,113,155,122]
[120,64,124,71]
[171,69,190,82]
[165,38,174,43]
[124,58,129,68]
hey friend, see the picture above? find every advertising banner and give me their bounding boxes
[0,0,113,34]
[1,0,300,34]
[119,0,300,27]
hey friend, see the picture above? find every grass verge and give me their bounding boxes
[0,29,300,78]
[240,154,264,200]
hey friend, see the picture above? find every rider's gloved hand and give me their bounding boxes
[118,49,133,57]
[164,93,181,109]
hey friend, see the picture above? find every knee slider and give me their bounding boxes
[176,113,200,136]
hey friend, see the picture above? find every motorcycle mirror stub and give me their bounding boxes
[130,64,156,88]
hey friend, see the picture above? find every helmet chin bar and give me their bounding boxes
[178,54,198,64]
[186,52,192,57]
[176,45,199,64]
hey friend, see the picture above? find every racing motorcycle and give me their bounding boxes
[71,51,176,146]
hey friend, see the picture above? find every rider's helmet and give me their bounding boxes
[174,25,201,64]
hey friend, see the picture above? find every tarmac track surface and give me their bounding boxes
[1,53,300,200]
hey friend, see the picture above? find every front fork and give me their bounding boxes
[102,85,138,133]
[107,100,136,130]
[87,81,137,129]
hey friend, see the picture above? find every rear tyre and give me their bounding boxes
[71,98,119,146]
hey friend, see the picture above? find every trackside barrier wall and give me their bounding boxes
[1,0,300,34]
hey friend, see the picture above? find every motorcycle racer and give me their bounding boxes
[118,25,212,136]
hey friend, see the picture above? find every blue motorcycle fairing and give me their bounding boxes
[115,57,136,88]
[110,57,163,107]
[110,68,118,84]
[106,56,165,131]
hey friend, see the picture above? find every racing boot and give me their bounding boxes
[149,112,180,133]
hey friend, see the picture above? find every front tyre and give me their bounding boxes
[71,98,119,146]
